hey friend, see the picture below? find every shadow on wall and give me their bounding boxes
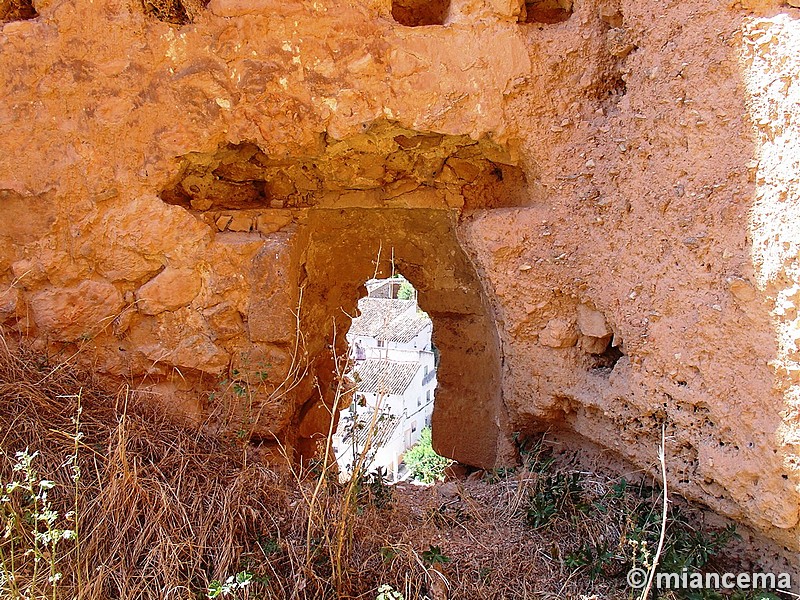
[391,0,451,26]
[296,208,514,470]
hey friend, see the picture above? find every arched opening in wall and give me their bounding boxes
[0,0,37,22]
[331,275,444,483]
[298,208,515,472]
[158,124,530,469]
[519,0,572,24]
[391,0,450,27]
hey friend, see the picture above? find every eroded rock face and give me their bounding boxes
[30,280,124,341]
[1,0,799,556]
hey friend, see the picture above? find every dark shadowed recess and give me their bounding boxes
[141,0,207,25]
[520,0,572,24]
[0,0,37,22]
[391,0,450,26]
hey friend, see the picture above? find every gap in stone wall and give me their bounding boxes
[391,0,450,27]
[141,0,207,25]
[333,275,438,482]
[159,122,530,227]
[298,208,511,469]
[0,0,38,22]
[587,342,623,373]
[597,6,635,105]
[519,0,572,24]
[156,125,525,468]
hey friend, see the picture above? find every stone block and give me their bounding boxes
[577,303,610,337]
[30,280,123,341]
[247,233,299,344]
[256,210,293,235]
[202,302,244,340]
[136,268,202,315]
[539,318,578,348]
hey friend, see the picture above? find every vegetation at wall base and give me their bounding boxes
[504,434,763,600]
[0,339,785,600]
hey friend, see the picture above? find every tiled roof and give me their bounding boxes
[348,297,430,343]
[352,358,420,395]
[336,412,400,451]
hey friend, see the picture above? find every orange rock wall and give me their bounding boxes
[1,0,799,555]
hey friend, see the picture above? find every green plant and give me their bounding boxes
[730,592,782,600]
[420,545,450,567]
[510,433,742,599]
[379,546,398,564]
[620,488,739,582]
[481,466,518,484]
[360,468,394,510]
[565,541,620,580]
[207,570,253,598]
[481,433,556,485]
[524,472,584,529]
[403,428,452,485]
[514,433,556,474]
[397,281,414,300]
[0,449,76,600]
[658,521,738,573]
[212,355,284,447]
[376,583,405,600]
[256,535,281,556]
[554,472,741,598]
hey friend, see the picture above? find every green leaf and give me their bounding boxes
[421,544,450,566]
[207,580,223,598]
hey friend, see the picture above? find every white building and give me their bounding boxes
[333,277,437,481]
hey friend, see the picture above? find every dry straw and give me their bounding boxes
[0,316,641,600]
[0,334,447,599]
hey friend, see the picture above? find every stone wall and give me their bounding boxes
[1,0,798,555]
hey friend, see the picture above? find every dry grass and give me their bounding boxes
[0,339,289,599]
[0,337,639,600]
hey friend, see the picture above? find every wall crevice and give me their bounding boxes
[391,0,451,27]
[142,0,207,25]
[0,0,37,22]
[519,0,572,24]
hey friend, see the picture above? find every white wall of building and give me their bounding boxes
[335,337,437,481]
[334,279,438,482]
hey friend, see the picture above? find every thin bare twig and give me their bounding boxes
[639,422,669,600]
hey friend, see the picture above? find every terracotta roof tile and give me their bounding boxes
[347,297,430,343]
[352,358,420,395]
[336,412,400,451]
